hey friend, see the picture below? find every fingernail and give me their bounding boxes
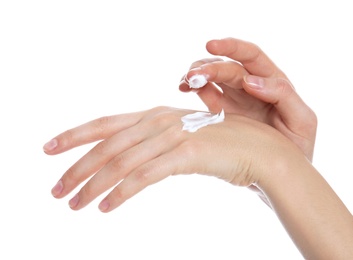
[99,199,110,212]
[244,75,264,89]
[51,180,63,197]
[188,74,208,89]
[69,194,80,209]
[43,138,58,152]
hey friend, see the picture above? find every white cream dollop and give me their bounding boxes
[188,74,208,89]
[181,110,225,133]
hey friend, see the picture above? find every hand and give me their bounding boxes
[179,38,317,161]
[43,106,299,212]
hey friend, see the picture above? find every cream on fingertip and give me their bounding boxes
[188,74,208,89]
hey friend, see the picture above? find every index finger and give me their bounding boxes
[179,57,223,92]
[43,110,144,155]
[206,37,286,78]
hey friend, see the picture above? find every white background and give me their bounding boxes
[1,1,352,259]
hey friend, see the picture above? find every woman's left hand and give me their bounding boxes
[43,106,299,212]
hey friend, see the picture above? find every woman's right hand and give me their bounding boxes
[179,38,317,161]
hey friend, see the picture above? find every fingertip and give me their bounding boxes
[182,68,210,91]
[188,74,208,89]
[99,197,123,213]
[68,194,80,210]
[179,79,192,92]
[51,180,64,198]
[98,199,110,213]
[43,138,58,154]
[206,39,221,54]
[205,38,216,46]
[206,37,237,54]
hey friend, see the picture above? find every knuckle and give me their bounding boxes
[166,124,184,140]
[61,129,75,146]
[92,116,112,135]
[134,165,153,183]
[190,59,211,68]
[305,108,318,129]
[179,139,198,158]
[246,42,262,63]
[149,106,169,114]
[64,166,80,185]
[150,111,177,128]
[277,78,294,96]
[110,154,127,171]
[112,186,126,203]
[93,140,109,156]
[251,43,262,53]
[273,78,296,104]
[80,182,95,198]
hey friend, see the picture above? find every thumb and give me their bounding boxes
[243,75,317,161]
[242,74,317,135]
[243,75,314,123]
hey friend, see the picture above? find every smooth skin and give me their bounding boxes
[44,38,353,258]
[44,107,287,210]
[179,37,316,161]
[43,107,353,259]
[179,37,317,206]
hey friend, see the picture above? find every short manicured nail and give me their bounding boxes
[244,75,264,89]
[51,180,63,197]
[69,194,80,209]
[99,199,110,212]
[188,74,208,89]
[43,138,58,152]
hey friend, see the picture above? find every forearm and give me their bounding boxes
[259,155,353,259]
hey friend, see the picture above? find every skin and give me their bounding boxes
[43,107,353,259]
[179,37,317,161]
[43,38,353,258]
[179,37,317,207]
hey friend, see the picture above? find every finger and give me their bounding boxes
[182,61,251,113]
[98,146,189,212]
[206,38,285,78]
[185,61,247,90]
[53,107,186,200]
[188,57,224,70]
[43,111,144,155]
[180,75,224,105]
[51,119,153,199]
[179,78,194,92]
[193,82,224,113]
[179,58,223,92]
[243,75,317,137]
[68,124,185,211]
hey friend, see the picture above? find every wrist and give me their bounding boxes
[255,143,353,259]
